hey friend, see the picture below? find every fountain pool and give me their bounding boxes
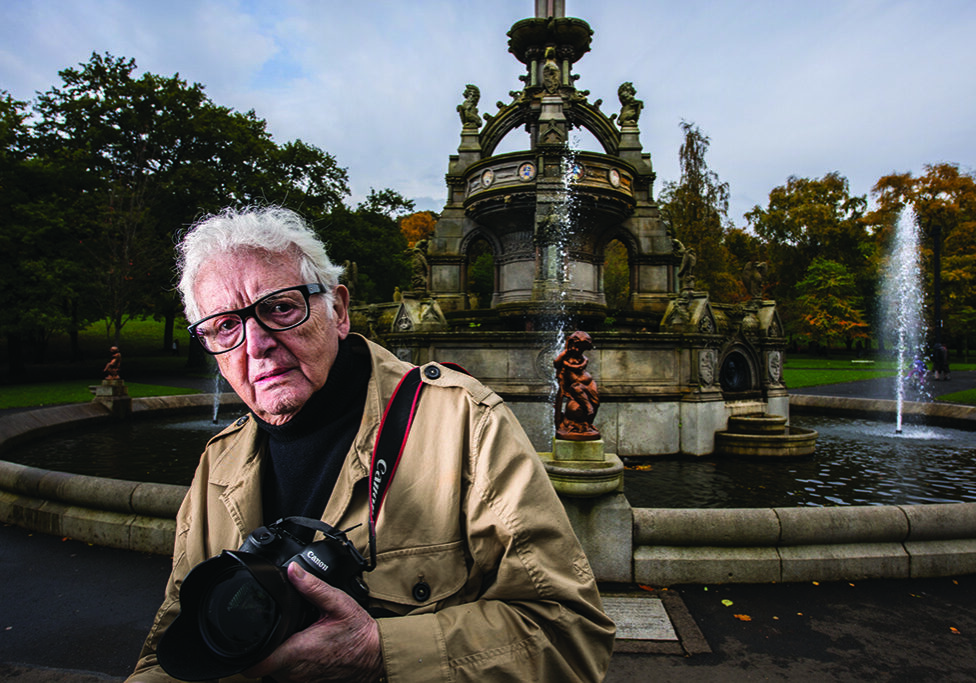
[625,414,976,508]
[6,412,974,506]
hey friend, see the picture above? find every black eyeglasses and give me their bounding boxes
[188,283,325,355]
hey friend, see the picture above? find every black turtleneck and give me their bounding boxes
[255,337,371,526]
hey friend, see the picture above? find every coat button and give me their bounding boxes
[423,365,441,380]
[235,415,249,427]
[412,580,431,602]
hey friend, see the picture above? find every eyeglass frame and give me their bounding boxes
[187,283,326,355]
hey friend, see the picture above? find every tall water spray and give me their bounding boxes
[881,207,926,433]
[540,140,582,419]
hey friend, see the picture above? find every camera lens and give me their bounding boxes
[199,566,279,658]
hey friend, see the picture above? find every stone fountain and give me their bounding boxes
[352,1,791,459]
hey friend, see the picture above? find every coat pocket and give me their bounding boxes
[366,541,468,609]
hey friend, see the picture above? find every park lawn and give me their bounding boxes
[782,367,896,389]
[0,381,199,410]
[939,388,976,405]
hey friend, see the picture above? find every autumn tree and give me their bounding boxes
[795,258,870,352]
[745,172,871,340]
[400,210,438,247]
[869,163,976,348]
[658,121,738,299]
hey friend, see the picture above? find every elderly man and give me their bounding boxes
[127,207,614,682]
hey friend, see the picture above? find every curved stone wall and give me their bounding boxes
[0,395,240,555]
[1,394,975,584]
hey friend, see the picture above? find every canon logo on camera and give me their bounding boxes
[304,550,330,574]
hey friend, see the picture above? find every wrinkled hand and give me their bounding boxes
[243,562,383,682]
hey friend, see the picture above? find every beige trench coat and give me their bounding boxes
[127,336,615,682]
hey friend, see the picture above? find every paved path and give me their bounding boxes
[2,371,976,681]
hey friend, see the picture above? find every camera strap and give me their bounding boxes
[366,362,467,570]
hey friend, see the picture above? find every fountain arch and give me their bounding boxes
[353,4,788,457]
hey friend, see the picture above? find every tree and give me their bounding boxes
[869,163,976,347]
[399,211,438,247]
[25,52,353,353]
[745,172,871,339]
[316,204,409,304]
[795,258,870,352]
[358,188,415,219]
[603,239,630,311]
[658,121,738,298]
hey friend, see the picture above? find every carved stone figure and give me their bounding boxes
[542,46,560,94]
[678,246,697,291]
[742,261,768,300]
[616,82,644,127]
[553,331,601,441]
[457,84,482,130]
[103,346,121,380]
[340,260,358,304]
[408,239,429,294]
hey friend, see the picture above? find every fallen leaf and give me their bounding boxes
[772,616,779,620]
[848,583,855,587]
[797,612,804,616]
[733,614,752,621]
[950,627,961,635]
[721,599,734,607]
[812,581,820,586]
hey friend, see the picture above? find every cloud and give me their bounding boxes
[2,0,975,224]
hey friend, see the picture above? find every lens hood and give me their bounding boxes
[157,550,313,681]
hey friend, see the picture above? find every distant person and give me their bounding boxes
[126,206,614,682]
[933,343,951,381]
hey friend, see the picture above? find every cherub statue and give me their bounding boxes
[615,82,644,127]
[103,346,121,380]
[553,331,601,441]
[457,84,482,130]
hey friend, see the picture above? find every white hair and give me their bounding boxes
[177,206,344,322]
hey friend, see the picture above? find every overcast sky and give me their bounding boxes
[3,1,974,226]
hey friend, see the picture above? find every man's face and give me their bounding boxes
[193,249,350,425]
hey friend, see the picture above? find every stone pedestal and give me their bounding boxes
[90,379,131,418]
[540,438,631,582]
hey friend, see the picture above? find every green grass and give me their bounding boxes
[782,368,896,389]
[0,381,199,410]
[939,388,976,405]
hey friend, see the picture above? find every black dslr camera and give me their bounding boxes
[157,517,370,681]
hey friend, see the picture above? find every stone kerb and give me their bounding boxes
[633,503,976,585]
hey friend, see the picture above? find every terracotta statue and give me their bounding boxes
[553,331,601,441]
[457,84,482,130]
[103,346,121,380]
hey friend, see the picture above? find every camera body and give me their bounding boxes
[157,517,369,681]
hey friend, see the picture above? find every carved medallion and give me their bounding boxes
[608,168,620,187]
[481,169,494,188]
[767,351,783,382]
[698,313,715,334]
[518,162,537,182]
[699,349,717,386]
[567,162,584,182]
